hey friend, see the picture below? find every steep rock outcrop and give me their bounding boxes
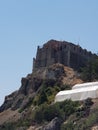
[0,74,42,112]
[43,117,62,130]
[0,64,83,112]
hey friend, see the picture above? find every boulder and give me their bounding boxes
[43,117,61,130]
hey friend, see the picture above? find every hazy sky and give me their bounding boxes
[0,0,98,105]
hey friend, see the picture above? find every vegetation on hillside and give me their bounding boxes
[1,57,98,130]
[0,98,94,130]
[33,79,71,106]
[0,75,95,130]
[80,58,98,81]
[32,99,80,123]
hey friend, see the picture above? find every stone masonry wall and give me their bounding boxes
[33,40,97,71]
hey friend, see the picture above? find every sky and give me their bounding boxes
[0,0,98,105]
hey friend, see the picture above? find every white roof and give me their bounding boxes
[72,81,98,89]
[55,85,98,102]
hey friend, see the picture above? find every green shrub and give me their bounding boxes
[61,84,71,90]
[83,98,93,108]
[80,58,98,81]
[18,108,24,113]
[38,90,48,105]
[33,84,61,105]
[76,98,93,118]
[43,103,64,121]
[33,104,48,123]
[33,100,80,124]
[61,122,74,130]
[0,122,16,130]
[85,108,98,128]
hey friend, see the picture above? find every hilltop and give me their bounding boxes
[0,40,98,130]
[0,63,83,130]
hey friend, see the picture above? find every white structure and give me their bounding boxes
[72,82,98,90]
[55,82,98,102]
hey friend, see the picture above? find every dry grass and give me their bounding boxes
[0,109,20,125]
[62,65,83,86]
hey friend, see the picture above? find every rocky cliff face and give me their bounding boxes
[0,63,82,113]
[0,74,42,112]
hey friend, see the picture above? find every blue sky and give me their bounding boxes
[0,0,98,105]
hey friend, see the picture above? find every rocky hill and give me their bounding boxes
[0,63,82,113]
[0,63,83,130]
[0,40,98,130]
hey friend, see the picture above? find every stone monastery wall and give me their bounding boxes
[33,40,97,71]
